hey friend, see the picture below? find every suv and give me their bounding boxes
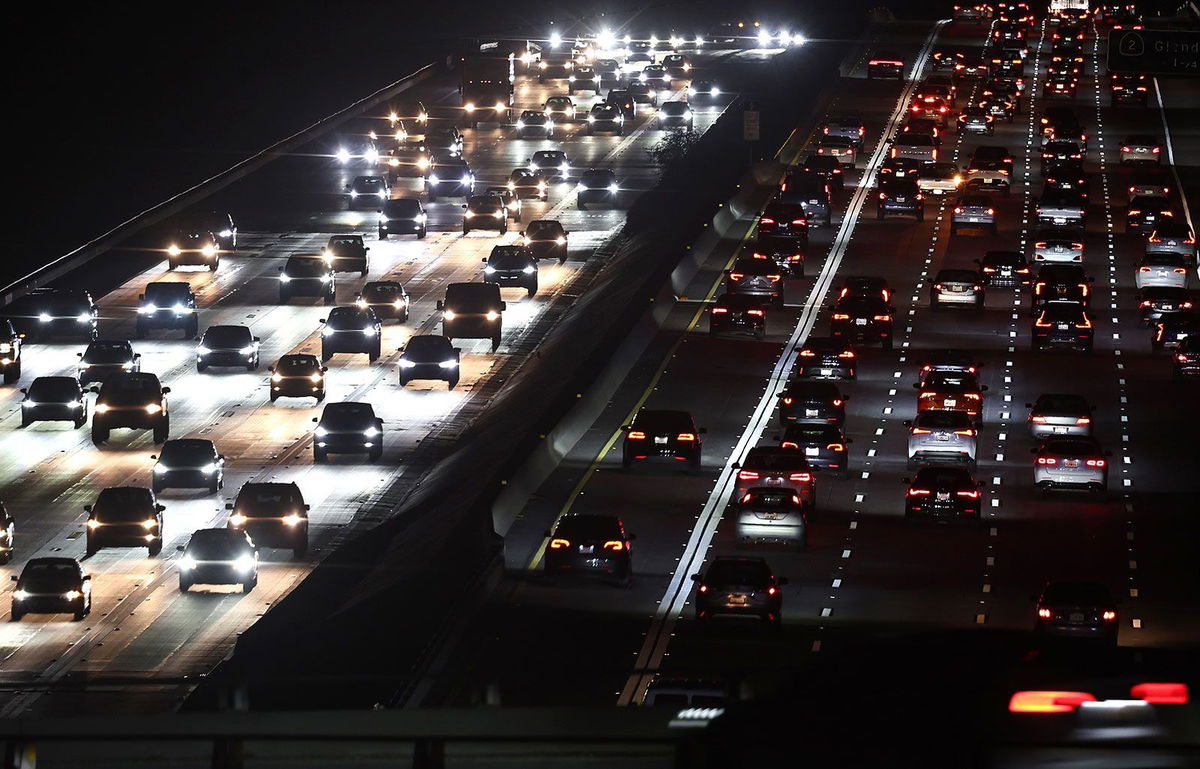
[483,245,538,296]
[830,296,894,349]
[378,198,427,239]
[905,410,977,469]
[1034,580,1118,643]
[802,155,844,194]
[320,307,383,361]
[794,336,857,380]
[521,220,569,263]
[965,146,1014,194]
[269,354,327,402]
[779,170,832,227]
[692,557,787,625]
[323,235,370,275]
[778,381,847,426]
[399,335,460,389]
[876,178,924,221]
[585,103,625,135]
[1026,393,1094,438]
[346,175,390,209]
[77,340,140,385]
[425,156,475,201]
[137,282,197,339]
[578,169,619,209]
[726,257,784,306]
[355,281,410,322]
[10,558,91,621]
[0,503,13,565]
[903,467,983,522]
[152,438,225,493]
[621,409,704,471]
[226,482,309,559]
[709,293,767,339]
[733,447,815,507]
[178,529,257,594]
[196,325,260,372]
[279,254,336,305]
[165,225,220,271]
[0,319,21,384]
[1031,264,1092,313]
[462,194,509,235]
[11,288,99,342]
[91,372,170,444]
[735,488,809,548]
[85,486,164,556]
[313,401,384,462]
[20,376,87,428]
[1032,304,1095,351]
[438,282,506,350]
[758,202,809,240]
[544,514,634,585]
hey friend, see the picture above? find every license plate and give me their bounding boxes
[895,196,908,202]
[1057,323,1070,330]
[1064,459,1079,468]
[820,368,833,376]
[579,545,594,554]
[654,436,668,445]
[936,491,950,501]
[856,318,867,326]
[1053,217,1066,224]
[1000,269,1012,276]
[805,447,819,457]
[1053,426,1068,434]
[950,285,965,292]
[1069,612,1085,622]
[944,398,957,407]
[727,595,749,606]
[936,434,950,441]
[809,199,819,204]
[805,409,818,417]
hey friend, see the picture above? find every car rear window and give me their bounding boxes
[706,559,770,586]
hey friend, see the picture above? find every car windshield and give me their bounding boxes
[328,237,362,251]
[925,372,977,389]
[660,103,688,115]
[526,221,563,237]
[238,485,302,510]
[555,515,621,540]
[1036,395,1087,412]
[489,249,530,267]
[160,440,213,463]
[352,178,385,192]
[913,468,971,486]
[743,449,805,470]
[328,308,371,328]
[915,411,972,429]
[202,326,251,347]
[286,258,327,276]
[27,377,78,400]
[323,403,374,421]
[383,200,419,216]
[405,336,450,357]
[22,562,80,587]
[363,283,402,300]
[276,356,318,373]
[93,488,152,518]
[144,285,190,304]
[188,530,248,558]
[706,559,770,586]
[82,342,131,363]
[102,376,161,404]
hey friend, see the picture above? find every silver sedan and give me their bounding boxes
[1119,135,1162,165]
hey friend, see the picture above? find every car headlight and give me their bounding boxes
[200,463,217,474]
[363,327,378,336]
[608,183,620,193]
[179,555,196,570]
[95,403,110,413]
[399,359,416,367]
[578,184,589,191]
[587,115,596,122]
[314,427,328,437]
[145,403,162,414]
[439,360,459,368]
[228,512,247,526]
[427,174,440,184]
[38,313,52,323]
[522,266,536,274]
[417,158,430,170]
[350,190,359,198]
[537,181,547,191]
[279,274,292,282]
[153,464,169,474]
[167,245,182,256]
[283,513,303,526]
[483,266,497,274]
[556,237,566,245]
[363,426,380,437]
[335,148,351,164]
[234,554,256,573]
[492,211,503,218]
[683,111,693,119]
[121,362,133,369]
[462,174,472,184]
[201,244,218,256]
[320,275,332,283]
[415,213,426,222]
[322,327,336,336]
[392,299,405,308]
[364,148,379,163]
[485,310,500,321]
[196,345,211,354]
[507,181,516,190]
[173,304,194,314]
[560,164,569,173]
[21,400,37,407]
[443,310,457,320]
[309,373,323,383]
[515,120,525,129]
[219,229,233,238]
[63,590,81,600]
[141,519,158,530]
[240,345,258,355]
[12,589,29,601]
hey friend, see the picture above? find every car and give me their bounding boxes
[977,94,1015,122]
[909,93,950,125]
[10,558,91,621]
[965,146,1013,194]
[726,257,784,306]
[778,380,846,427]
[149,437,226,495]
[1032,304,1094,351]
[378,198,427,239]
[1039,106,1081,139]
[585,103,625,135]
[506,168,550,204]
[663,53,691,78]
[867,52,905,79]
[1031,228,1085,263]
[1153,312,1200,352]
[320,306,382,362]
[1120,135,1162,165]
[734,488,809,549]
[1046,52,1082,77]
[268,354,326,403]
[815,135,857,165]
[733,446,815,506]
[322,235,370,276]
[953,3,991,20]
[628,81,658,106]
[135,281,197,339]
[656,101,693,131]
[621,409,704,471]
[542,95,576,124]
[876,177,924,222]
[1043,167,1089,195]
[1033,436,1110,493]
[1138,287,1193,324]
[903,466,983,522]
[1040,138,1085,169]
[1036,189,1087,228]
[692,557,787,625]
[7,288,98,342]
[19,376,87,429]
[639,64,671,87]
[568,65,600,94]
[915,370,986,419]
[1027,393,1094,438]
[577,169,620,210]
[196,325,260,372]
[425,157,475,201]
[346,175,390,209]
[90,372,170,444]
[1110,73,1150,105]
[1031,264,1092,313]
[482,245,539,296]
[594,58,624,87]
[802,155,845,193]
[820,114,865,147]
[187,211,237,250]
[917,349,980,383]
[76,340,140,385]
[1042,72,1078,97]
[778,170,831,227]
[84,486,164,556]
[439,282,505,350]
[1136,253,1190,291]
[918,162,963,197]
[709,293,767,339]
[831,295,895,350]
[514,109,554,138]
[0,503,13,565]
[384,140,432,178]
[333,135,380,166]
[687,80,721,107]
[779,423,850,476]
[225,482,309,559]
[279,254,336,305]
[1173,336,1200,378]
[929,269,984,309]
[520,220,569,263]
[0,319,21,384]
[890,133,939,163]
[544,514,634,585]
[749,236,805,278]
[839,276,891,303]
[529,150,571,183]
[177,529,258,594]
[977,250,1031,286]
[931,47,968,72]
[480,187,523,226]
[1126,196,1176,234]
[398,335,460,389]
[1146,220,1197,264]
[424,125,464,157]
[905,410,978,469]
[313,401,383,462]
[1034,580,1119,643]
[606,88,636,118]
[878,156,923,181]
[950,195,996,236]
[164,225,221,271]
[348,283,408,326]
[462,194,509,235]
[794,336,857,380]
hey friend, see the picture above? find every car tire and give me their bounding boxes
[378,230,388,240]
[316,390,325,402]
[152,481,164,494]
[179,578,191,593]
[882,336,894,351]
[447,376,459,390]
[527,283,537,297]
[325,293,336,307]
[418,228,427,239]
[197,361,208,373]
[462,225,470,236]
[369,345,381,362]
[91,425,108,445]
[369,446,383,461]
[18,415,29,429]
[136,323,147,340]
[149,539,162,557]
[242,577,256,594]
[209,477,221,494]
[3,363,19,384]
[578,201,587,211]
[209,260,219,272]
[279,290,290,303]
[491,334,501,352]
[86,540,98,557]
[270,392,279,403]
[73,604,89,622]
[73,415,86,429]
[153,420,169,444]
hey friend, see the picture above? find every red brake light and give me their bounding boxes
[799,350,816,357]
[1132,683,1189,704]
[1037,457,1058,465]
[628,430,646,440]
[1031,415,1047,423]
[698,584,708,593]
[832,399,843,407]
[1101,609,1116,620]
[826,443,845,451]
[729,272,744,280]
[788,472,811,482]
[831,313,850,320]
[839,350,856,358]
[549,538,570,549]
[712,306,729,314]
[767,586,778,596]
[1009,691,1096,714]
[747,308,765,317]
[1086,458,1106,467]
[760,217,776,225]
[907,488,931,496]
[738,470,760,480]
[677,432,696,442]
[956,489,980,498]
[767,274,782,282]
[780,441,799,449]
[603,540,625,551]
[791,218,807,226]
[954,429,976,436]
[873,315,891,322]
[911,428,932,435]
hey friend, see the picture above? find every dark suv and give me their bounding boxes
[521,220,569,263]
[438,283,506,350]
[399,335,461,389]
[84,486,164,556]
[877,177,924,221]
[544,514,634,585]
[313,401,384,461]
[226,482,309,559]
[324,235,370,275]
[355,281,410,322]
[621,409,704,471]
[1032,265,1092,313]
[151,438,225,494]
[692,557,786,626]
[269,354,327,402]
[137,282,198,339]
[165,226,220,271]
[279,254,336,305]
[91,372,171,444]
[196,325,260,372]
[9,288,98,341]
[830,296,895,349]
[20,376,87,428]
[778,381,846,427]
[578,169,619,209]
[727,257,785,306]
[320,307,382,361]
[10,558,91,621]
[0,318,22,384]
[378,198,427,239]
[77,340,140,385]
[483,245,538,296]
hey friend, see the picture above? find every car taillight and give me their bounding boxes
[1121,145,1132,153]
[738,470,760,480]
[1076,317,1092,329]
[1086,459,1106,467]
[1038,607,1052,619]
[767,274,782,282]
[1174,268,1188,274]
[954,428,976,436]
[911,428,931,435]
[827,443,845,451]
[1010,691,1097,713]
[549,538,570,549]
[781,441,799,449]
[603,540,625,551]
[628,431,646,440]
[760,217,776,225]
[791,218,807,226]
[873,315,891,322]
[1101,609,1116,621]
[729,272,744,280]
[1034,241,1047,249]
[698,584,708,593]
[1037,457,1058,465]
[767,586,778,596]
[789,473,811,482]
[839,350,855,358]
[677,433,696,441]
[1031,415,1047,423]
[712,307,729,314]
[956,490,980,498]
[747,308,765,317]
[953,207,963,214]
[799,350,815,357]
[1153,147,1161,153]
[986,208,995,215]
[919,391,935,398]
[879,192,888,200]
[832,313,850,320]
[982,266,996,273]
[964,393,981,400]
[1132,683,1189,704]
[907,488,931,496]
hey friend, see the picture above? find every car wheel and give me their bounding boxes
[321,350,332,363]
[269,392,278,403]
[197,361,208,373]
[209,260,219,272]
[491,334,501,352]
[209,478,220,494]
[324,293,336,307]
[378,231,388,240]
[527,283,537,297]
[73,416,86,429]
[369,345,381,362]
[153,420,169,444]
[462,225,470,236]
[72,605,89,622]
[427,188,438,202]
[3,364,18,384]
[578,200,587,211]
[314,447,326,463]
[18,415,29,429]
[279,290,290,303]
[369,446,383,461]
[179,578,191,593]
[417,228,427,239]
[86,540,98,557]
[152,481,163,494]
[447,376,459,390]
[91,426,108,445]
[315,390,325,402]
[242,577,257,594]
[149,539,162,557]
[882,336,894,351]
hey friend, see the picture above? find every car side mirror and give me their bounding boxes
[218,455,225,461]
[225,503,234,510]
[253,337,260,343]
[84,505,92,513]
[9,575,16,582]
[319,318,326,324]
[518,231,525,237]
[453,348,462,354]
[150,454,157,460]
[436,300,444,311]
[365,247,370,252]
[76,352,83,357]
[155,504,166,512]
[543,530,553,537]
[978,480,986,487]
[268,366,274,372]
[731,461,741,469]
[193,336,201,342]
[461,204,468,209]
[846,437,854,443]
[19,388,26,394]
[690,574,701,582]
[312,417,319,423]
[343,184,351,192]
[82,575,91,582]
[161,387,171,394]
[482,258,488,263]
[176,545,185,553]
[133,353,141,359]
[304,504,311,511]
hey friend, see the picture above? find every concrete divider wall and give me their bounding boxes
[185,37,854,712]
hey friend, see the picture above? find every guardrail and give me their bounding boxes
[0,707,712,769]
[0,62,440,309]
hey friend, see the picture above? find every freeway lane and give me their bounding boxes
[424,14,1200,709]
[0,38,798,717]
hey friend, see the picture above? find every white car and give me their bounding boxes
[1032,228,1085,263]
[891,133,939,162]
[1119,135,1162,165]
[1135,254,1190,289]
[905,410,977,470]
[917,162,962,196]
[1033,437,1109,493]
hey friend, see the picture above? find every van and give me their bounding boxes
[437,283,506,351]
